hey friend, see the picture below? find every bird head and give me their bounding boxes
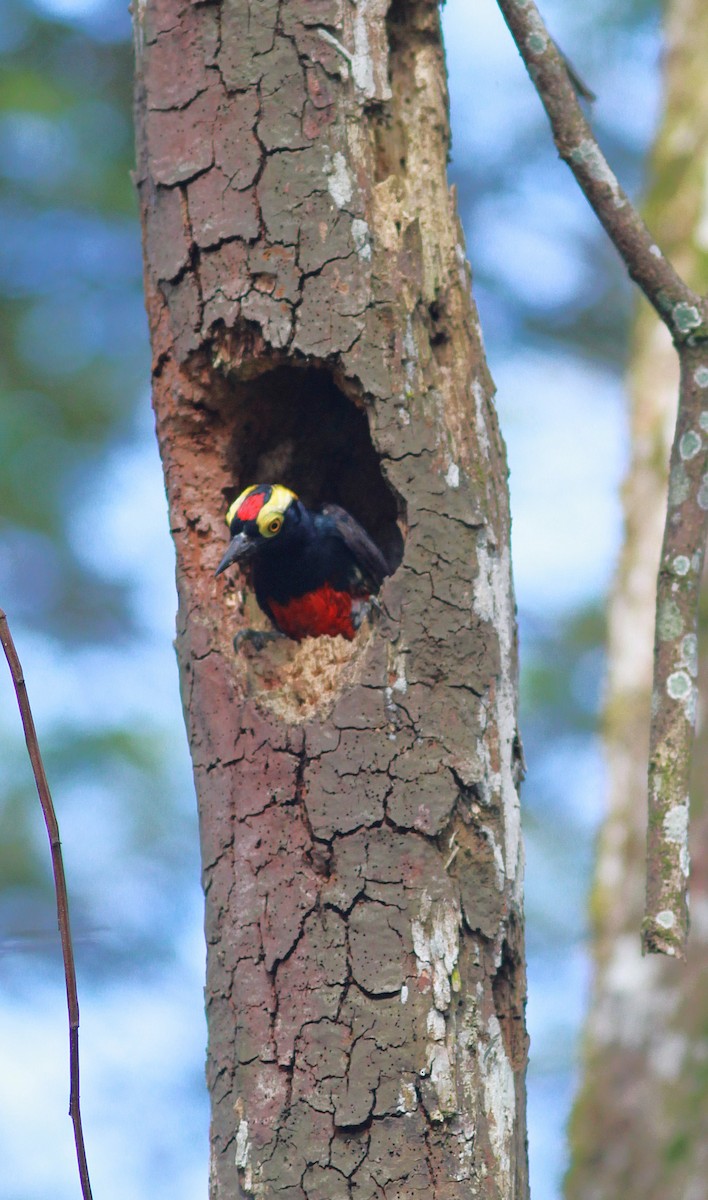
[215,483,299,576]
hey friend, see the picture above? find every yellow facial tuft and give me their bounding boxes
[226,484,298,535]
[256,485,297,537]
[226,485,256,528]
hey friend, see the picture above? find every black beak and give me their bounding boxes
[215,532,257,577]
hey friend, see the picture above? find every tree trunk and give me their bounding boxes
[567,2,708,1195]
[133,2,528,1197]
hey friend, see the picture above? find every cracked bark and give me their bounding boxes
[133,2,528,1197]
[567,1,708,1195]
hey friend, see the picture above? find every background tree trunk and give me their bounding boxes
[133,2,528,1197]
[567,1,708,1195]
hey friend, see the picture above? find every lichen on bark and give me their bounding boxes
[568,0,708,1193]
[133,2,529,1197]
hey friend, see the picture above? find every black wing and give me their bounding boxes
[319,504,390,591]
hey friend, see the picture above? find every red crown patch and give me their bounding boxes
[237,489,268,521]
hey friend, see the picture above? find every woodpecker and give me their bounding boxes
[215,483,390,641]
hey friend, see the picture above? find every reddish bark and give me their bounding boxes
[134,2,529,1196]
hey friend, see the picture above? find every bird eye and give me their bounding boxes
[267,516,282,535]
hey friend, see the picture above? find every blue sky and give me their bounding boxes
[0,1,663,1197]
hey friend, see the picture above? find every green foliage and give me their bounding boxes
[0,3,188,965]
[521,604,606,734]
[0,1,146,643]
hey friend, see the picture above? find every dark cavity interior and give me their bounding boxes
[222,366,404,573]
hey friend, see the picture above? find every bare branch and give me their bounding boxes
[495,0,708,955]
[0,610,94,1199]
[643,349,708,955]
[495,0,708,342]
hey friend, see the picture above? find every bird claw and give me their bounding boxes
[233,628,284,653]
[352,596,382,631]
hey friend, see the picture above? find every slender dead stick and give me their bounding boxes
[0,609,94,1199]
[495,0,708,957]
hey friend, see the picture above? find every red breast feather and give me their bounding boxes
[268,584,358,641]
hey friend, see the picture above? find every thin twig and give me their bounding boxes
[495,0,708,956]
[495,1,707,336]
[554,41,596,104]
[0,609,94,1198]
